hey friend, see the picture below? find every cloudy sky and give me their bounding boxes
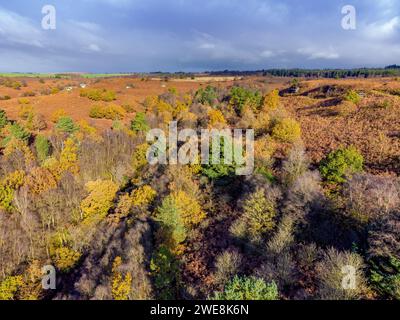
[0,0,399,72]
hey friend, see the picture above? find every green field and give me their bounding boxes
[0,73,58,78]
[0,73,135,79]
[80,73,135,78]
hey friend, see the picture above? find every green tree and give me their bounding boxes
[195,85,218,106]
[150,245,180,300]
[2,123,31,146]
[56,116,79,134]
[230,189,277,243]
[211,276,278,300]
[229,87,262,115]
[155,196,187,247]
[35,135,50,162]
[131,112,150,133]
[319,146,363,184]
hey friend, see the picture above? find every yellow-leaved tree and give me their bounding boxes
[111,256,132,300]
[80,179,119,221]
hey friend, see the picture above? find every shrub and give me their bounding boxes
[80,88,116,102]
[56,116,79,134]
[21,91,35,97]
[263,89,280,111]
[28,113,47,131]
[343,174,399,224]
[89,104,126,120]
[319,146,363,184]
[76,120,99,141]
[369,256,400,300]
[18,98,30,105]
[344,90,361,104]
[35,135,50,162]
[316,248,366,300]
[80,180,119,221]
[130,112,150,133]
[254,135,276,167]
[368,211,400,299]
[282,143,309,185]
[122,104,135,113]
[336,100,357,116]
[0,109,8,129]
[271,118,301,143]
[51,109,67,123]
[132,143,149,177]
[18,104,34,120]
[0,276,24,300]
[0,184,14,212]
[211,276,278,300]
[208,109,227,128]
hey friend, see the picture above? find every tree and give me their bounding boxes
[263,89,280,112]
[231,188,277,244]
[35,135,50,163]
[25,167,57,195]
[80,180,119,221]
[111,256,132,300]
[130,112,150,133]
[156,196,187,249]
[319,146,363,184]
[150,245,180,300]
[131,185,156,207]
[195,85,218,106]
[52,246,81,272]
[59,138,79,176]
[271,118,301,143]
[229,86,262,115]
[1,123,30,146]
[211,276,278,300]
[56,116,79,134]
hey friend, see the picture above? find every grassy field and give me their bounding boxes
[80,73,135,78]
[0,73,58,78]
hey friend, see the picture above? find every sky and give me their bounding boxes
[0,0,399,72]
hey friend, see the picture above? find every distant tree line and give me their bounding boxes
[207,66,400,78]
